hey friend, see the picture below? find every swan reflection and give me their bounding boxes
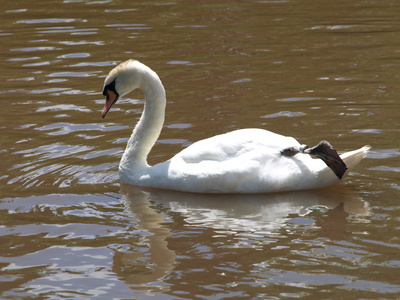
[117,184,368,289]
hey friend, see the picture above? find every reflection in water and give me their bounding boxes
[117,186,176,291]
[119,183,368,289]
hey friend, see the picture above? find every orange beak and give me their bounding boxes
[102,90,119,118]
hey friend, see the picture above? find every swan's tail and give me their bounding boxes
[341,146,370,175]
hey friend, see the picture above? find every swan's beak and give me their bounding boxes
[102,90,119,118]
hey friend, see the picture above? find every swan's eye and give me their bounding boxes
[103,78,118,97]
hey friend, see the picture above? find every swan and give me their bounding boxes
[101,59,369,193]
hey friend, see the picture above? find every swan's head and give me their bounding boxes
[101,59,142,118]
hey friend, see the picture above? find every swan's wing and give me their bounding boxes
[176,128,299,164]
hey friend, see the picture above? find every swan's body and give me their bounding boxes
[101,59,369,194]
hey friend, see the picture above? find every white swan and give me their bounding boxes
[101,59,369,193]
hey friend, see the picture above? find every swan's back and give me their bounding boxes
[177,129,297,164]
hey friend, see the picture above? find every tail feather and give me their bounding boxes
[340,146,370,175]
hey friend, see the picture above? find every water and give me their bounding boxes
[1,0,399,298]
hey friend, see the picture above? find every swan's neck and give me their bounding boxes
[120,70,166,172]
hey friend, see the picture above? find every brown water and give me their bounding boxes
[1,0,399,299]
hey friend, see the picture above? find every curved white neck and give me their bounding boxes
[120,68,166,172]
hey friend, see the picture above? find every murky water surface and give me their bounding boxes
[1,0,399,299]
